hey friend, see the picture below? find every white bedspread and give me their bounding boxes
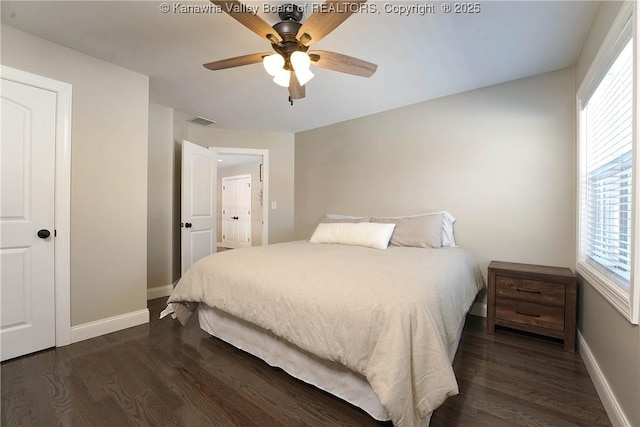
[168,241,484,426]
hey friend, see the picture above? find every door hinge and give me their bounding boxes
[248,183,251,187]
[54,229,57,237]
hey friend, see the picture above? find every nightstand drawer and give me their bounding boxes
[496,276,565,306]
[496,299,564,331]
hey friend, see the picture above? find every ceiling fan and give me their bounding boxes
[204,0,378,104]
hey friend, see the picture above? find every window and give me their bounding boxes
[583,39,633,288]
[577,2,639,324]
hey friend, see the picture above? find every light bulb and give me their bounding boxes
[295,68,314,86]
[290,51,311,71]
[263,54,285,76]
[273,69,290,87]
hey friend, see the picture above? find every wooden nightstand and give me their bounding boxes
[487,261,577,353]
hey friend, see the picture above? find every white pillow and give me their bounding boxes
[310,222,396,249]
[440,211,457,247]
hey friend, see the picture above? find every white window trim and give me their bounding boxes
[576,1,639,324]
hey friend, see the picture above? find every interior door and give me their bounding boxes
[1,78,57,361]
[221,174,252,248]
[181,141,216,275]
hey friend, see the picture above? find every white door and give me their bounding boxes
[1,79,57,361]
[181,141,216,275]
[221,174,252,248]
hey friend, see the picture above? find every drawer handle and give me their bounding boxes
[516,288,542,294]
[516,311,541,318]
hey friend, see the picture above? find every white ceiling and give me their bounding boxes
[1,1,599,133]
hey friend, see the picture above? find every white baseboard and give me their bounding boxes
[147,284,174,300]
[577,330,630,427]
[71,308,149,344]
[469,301,487,317]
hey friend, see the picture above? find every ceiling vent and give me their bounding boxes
[188,116,217,126]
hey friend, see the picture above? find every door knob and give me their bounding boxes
[185,223,192,228]
[37,229,51,239]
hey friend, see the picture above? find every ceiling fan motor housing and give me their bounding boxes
[273,21,302,39]
[272,3,304,43]
[272,5,308,71]
[278,4,304,22]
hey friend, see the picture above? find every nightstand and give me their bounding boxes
[487,261,577,353]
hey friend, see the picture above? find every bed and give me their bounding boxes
[165,213,484,427]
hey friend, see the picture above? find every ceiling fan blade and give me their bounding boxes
[308,50,377,77]
[296,0,367,46]
[211,0,282,44]
[289,72,306,100]
[203,53,271,71]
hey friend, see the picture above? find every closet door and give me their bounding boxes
[1,78,56,361]
[221,174,251,248]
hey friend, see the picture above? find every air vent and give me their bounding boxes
[188,116,217,126]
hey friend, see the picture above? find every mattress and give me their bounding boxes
[197,304,468,425]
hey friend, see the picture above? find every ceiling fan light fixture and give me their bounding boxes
[273,69,290,87]
[263,53,285,76]
[295,68,314,86]
[290,51,311,71]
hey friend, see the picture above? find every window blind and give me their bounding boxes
[581,38,633,289]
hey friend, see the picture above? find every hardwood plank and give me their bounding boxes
[431,316,611,426]
[66,374,134,427]
[0,298,610,426]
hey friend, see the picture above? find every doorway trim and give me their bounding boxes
[2,65,72,346]
[210,147,269,245]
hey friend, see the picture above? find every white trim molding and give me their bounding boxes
[147,284,174,300]
[1,65,73,347]
[577,330,631,427]
[71,309,150,344]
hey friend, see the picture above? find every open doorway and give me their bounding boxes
[212,147,269,251]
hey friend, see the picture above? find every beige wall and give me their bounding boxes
[295,68,576,287]
[2,26,149,326]
[148,103,174,289]
[574,2,640,426]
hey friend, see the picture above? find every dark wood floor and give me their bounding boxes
[2,298,610,426]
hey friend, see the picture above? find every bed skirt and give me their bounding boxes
[197,304,467,426]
